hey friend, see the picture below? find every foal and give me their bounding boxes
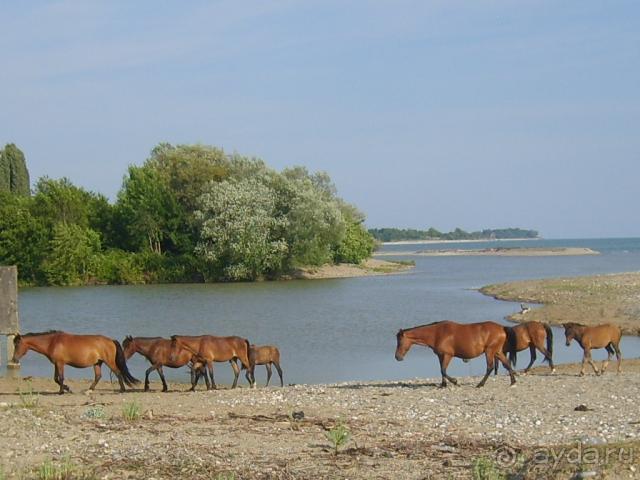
[563,322,622,376]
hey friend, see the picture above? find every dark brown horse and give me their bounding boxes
[395,321,517,387]
[12,331,139,394]
[234,344,284,387]
[170,335,254,390]
[494,321,554,375]
[563,322,622,376]
[122,336,207,392]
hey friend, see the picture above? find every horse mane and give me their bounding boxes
[19,330,62,337]
[400,321,444,334]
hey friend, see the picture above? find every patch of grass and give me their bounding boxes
[82,405,107,420]
[472,456,506,480]
[121,401,142,422]
[17,381,39,409]
[35,457,93,480]
[325,422,351,455]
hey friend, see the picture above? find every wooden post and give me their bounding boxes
[0,266,20,368]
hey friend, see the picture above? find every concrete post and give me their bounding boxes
[1,266,20,368]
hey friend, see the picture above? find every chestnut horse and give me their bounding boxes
[122,336,208,392]
[12,331,139,394]
[494,321,554,375]
[170,335,254,390]
[395,321,517,387]
[563,322,622,376]
[234,345,284,387]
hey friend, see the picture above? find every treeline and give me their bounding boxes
[369,227,539,242]
[0,143,375,286]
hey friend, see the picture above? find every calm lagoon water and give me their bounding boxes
[7,238,640,386]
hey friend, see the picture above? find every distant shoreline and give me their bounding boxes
[375,247,598,257]
[381,238,539,245]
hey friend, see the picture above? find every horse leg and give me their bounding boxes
[144,365,157,392]
[55,363,69,394]
[495,350,517,386]
[602,344,614,374]
[88,362,103,391]
[583,347,599,376]
[274,362,284,387]
[53,365,70,393]
[230,360,240,389]
[523,345,537,374]
[158,366,169,392]
[477,353,496,388]
[437,353,456,387]
[613,342,623,373]
[265,364,273,387]
[207,361,216,390]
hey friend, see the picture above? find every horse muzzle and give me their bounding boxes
[395,353,404,361]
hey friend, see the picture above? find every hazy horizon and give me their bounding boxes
[1,1,638,238]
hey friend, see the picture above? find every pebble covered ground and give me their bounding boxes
[1,360,639,479]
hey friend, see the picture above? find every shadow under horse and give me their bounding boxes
[395,320,517,388]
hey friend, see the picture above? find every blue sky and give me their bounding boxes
[1,1,638,238]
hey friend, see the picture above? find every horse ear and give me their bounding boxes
[13,334,21,343]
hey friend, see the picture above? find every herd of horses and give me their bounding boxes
[10,319,622,394]
[11,332,283,394]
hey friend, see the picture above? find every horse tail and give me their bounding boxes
[244,339,254,371]
[504,326,517,368]
[544,323,554,364]
[113,340,140,386]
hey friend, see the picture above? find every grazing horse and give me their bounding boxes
[395,321,517,388]
[563,323,622,376]
[170,335,254,390]
[122,336,208,392]
[494,321,554,375]
[234,345,284,387]
[12,331,138,394]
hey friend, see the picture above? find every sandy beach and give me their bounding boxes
[1,359,639,479]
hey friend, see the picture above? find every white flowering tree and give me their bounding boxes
[195,178,288,281]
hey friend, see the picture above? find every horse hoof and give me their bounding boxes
[83,389,93,396]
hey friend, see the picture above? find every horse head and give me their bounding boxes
[395,329,411,361]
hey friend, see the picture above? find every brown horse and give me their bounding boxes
[170,335,255,390]
[235,345,283,387]
[395,321,517,387]
[122,336,208,392]
[12,331,139,394]
[563,322,622,376]
[494,321,554,375]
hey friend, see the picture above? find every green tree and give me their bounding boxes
[0,144,30,195]
[0,192,49,283]
[276,168,345,267]
[116,165,184,254]
[42,223,101,285]
[335,222,375,264]
[195,178,288,281]
[31,177,96,228]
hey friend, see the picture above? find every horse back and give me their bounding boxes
[54,333,116,366]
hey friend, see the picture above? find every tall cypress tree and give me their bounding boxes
[0,147,9,192]
[2,143,30,195]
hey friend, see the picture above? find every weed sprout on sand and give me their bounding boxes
[17,381,39,409]
[122,401,142,422]
[325,422,351,455]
